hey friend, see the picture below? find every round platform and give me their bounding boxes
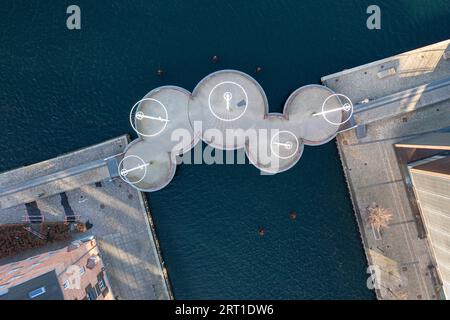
[284,85,342,145]
[245,115,304,174]
[121,139,176,192]
[133,86,199,155]
[189,70,268,150]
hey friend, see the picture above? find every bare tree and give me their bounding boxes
[367,204,393,233]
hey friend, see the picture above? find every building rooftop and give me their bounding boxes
[0,238,113,300]
[411,156,450,178]
[0,270,64,300]
[408,155,450,298]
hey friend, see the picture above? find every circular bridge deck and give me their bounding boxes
[122,70,351,191]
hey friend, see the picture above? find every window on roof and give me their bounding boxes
[63,280,70,290]
[79,266,85,276]
[28,287,46,299]
[98,278,106,291]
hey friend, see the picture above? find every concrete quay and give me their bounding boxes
[0,136,125,210]
[0,136,172,300]
[322,40,450,300]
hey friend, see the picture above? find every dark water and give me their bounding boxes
[1,1,449,299]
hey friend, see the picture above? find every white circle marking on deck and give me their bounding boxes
[129,98,169,137]
[270,131,299,159]
[118,155,148,185]
[321,93,353,126]
[208,81,248,122]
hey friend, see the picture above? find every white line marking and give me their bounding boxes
[272,141,293,150]
[135,111,170,123]
[313,103,352,116]
[120,163,149,177]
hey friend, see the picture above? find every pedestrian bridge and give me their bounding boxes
[120,70,352,192]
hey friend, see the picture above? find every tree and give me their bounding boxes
[367,204,393,233]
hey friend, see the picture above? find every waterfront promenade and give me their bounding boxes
[322,40,450,299]
[0,136,171,300]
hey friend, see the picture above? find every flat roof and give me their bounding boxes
[0,270,63,300]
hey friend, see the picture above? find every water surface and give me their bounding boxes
[1,0,449,299]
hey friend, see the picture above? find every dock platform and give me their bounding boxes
[322,40,450,300]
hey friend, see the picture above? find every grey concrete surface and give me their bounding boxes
[323,40,450,300]
[0,136,127,210]
[322,40,450,102]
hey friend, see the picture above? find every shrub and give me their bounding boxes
[0,222,72,259]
